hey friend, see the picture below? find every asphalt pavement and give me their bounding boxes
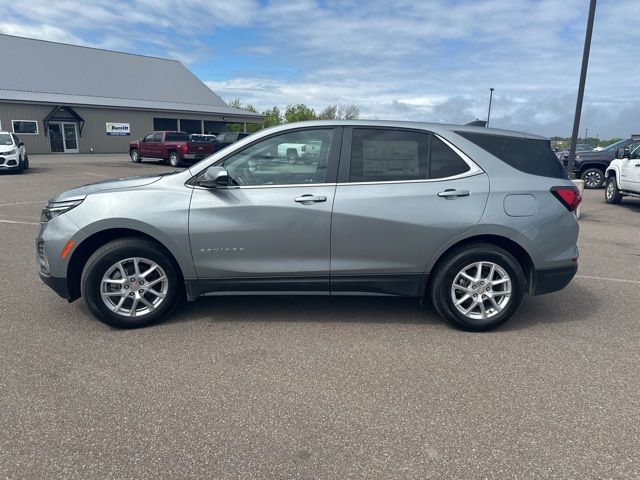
[1,154,639,479]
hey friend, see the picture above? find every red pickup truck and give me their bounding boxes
[129,131,214,167]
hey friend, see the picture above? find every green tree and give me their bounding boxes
[262,106,283,127]
[284,104,317,123]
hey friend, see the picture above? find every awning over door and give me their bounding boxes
[43,106,85,137]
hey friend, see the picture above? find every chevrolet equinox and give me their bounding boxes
[37,121,580,330]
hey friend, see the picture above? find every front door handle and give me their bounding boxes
[634,163,640,167]
[294,194,327,204]
[438,189,470,198]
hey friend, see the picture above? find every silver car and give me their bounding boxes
[37,121,580,330]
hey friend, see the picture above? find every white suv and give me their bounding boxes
[605,142,640,203]
[0,131,29,173]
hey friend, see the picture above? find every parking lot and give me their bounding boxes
[1,154,639,479]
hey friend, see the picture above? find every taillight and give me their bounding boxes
[181,144,189,154]
[551,186,581,212]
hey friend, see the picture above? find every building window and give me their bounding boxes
[12,120,39,135]
[153,118,178,131]
[179,119,202,134]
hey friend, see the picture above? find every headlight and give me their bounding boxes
[41,199,84,222]
[1,149,16,156]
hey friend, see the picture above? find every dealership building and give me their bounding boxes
[0,34,263,154]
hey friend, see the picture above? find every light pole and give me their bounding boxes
[487,88,495,127]
[567,0,597,180]
[585,128,589,140]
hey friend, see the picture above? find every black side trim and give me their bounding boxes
[532,265,578,296]
[199,276,329,294]
[39,272,71,300]
[331,274,423,297]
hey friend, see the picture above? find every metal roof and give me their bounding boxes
[0,34,263,119]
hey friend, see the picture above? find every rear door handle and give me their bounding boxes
[294,194,327,204]
[634,163,640,167]
[438,189,470,198]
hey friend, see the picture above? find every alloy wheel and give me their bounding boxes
[584,171,602,188]
[450,261,512,320]
[100,257,168,317]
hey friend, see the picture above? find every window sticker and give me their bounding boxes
[362,141,419,177]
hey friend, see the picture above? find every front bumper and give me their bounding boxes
[0,153,20,169]
[531,264,578,295]
[39,271,70,300]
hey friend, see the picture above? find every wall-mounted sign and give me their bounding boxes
[106,122,131,136]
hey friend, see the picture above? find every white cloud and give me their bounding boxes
[2,0,639,138]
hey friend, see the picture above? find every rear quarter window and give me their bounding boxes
[457,131,567,179]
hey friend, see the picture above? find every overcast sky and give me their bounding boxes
[1,0,638,138]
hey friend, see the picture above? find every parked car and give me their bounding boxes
[190,134,218,143]
[37,120,580,331]
[556,144,592,162]
[129,131,214,167]
[277,140,324,164]
[0,131,29,173]
[562,138,639,189]
[214,131,252,150]
[604,142,640,204]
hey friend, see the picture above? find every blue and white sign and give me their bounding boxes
[106,122,131,136]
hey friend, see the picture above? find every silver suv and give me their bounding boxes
[37,121,580,330]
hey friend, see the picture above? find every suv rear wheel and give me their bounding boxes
[80,238,181,328]
[429,243,526,331]
[581,167,604,189]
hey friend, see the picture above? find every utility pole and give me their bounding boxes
[486,88,495,127]
[567,0,597,179]
[585,128,589,140]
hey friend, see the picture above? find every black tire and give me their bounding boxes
[429,243,526,331]
[286,149,298,165]
[605,176,623,204]
[581,167,605,189]
[130,149,141,163]
[168,151,181,167]
[80,237,181,328]
[24,154,29,170]
[15,158,25,174]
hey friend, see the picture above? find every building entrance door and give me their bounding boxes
[48,122,79,153]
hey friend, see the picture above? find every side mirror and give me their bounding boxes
[199,166,230,188]
[18,142,24,147]
[616,147,630,159]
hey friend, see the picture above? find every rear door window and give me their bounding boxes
[457,131,567,179]
[348,128,470,182]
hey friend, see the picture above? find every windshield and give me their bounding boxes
[0,133,13,146]
[603,139,629,152]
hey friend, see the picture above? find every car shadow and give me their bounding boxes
[164,282,596,332]
[168,295,438,327]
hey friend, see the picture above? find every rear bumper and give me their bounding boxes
[531,264,578,295]
[39,271,70,300]
[183,153,209,161]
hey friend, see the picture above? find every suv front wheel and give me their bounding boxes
[581,167,605,189]
[429,244,526,331]
[81,238,181,328]
[605,176,623,204]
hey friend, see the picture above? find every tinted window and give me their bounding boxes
[222,129,334,186]
[457,131,567,179]
[153,132,163,142]
[143,133,154,142]
[12,120,38,134]
[180,119,202,134]
[153,118,178,131]
[429,136,471,178]
[349,129,469,182]
[165,132,190,142]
